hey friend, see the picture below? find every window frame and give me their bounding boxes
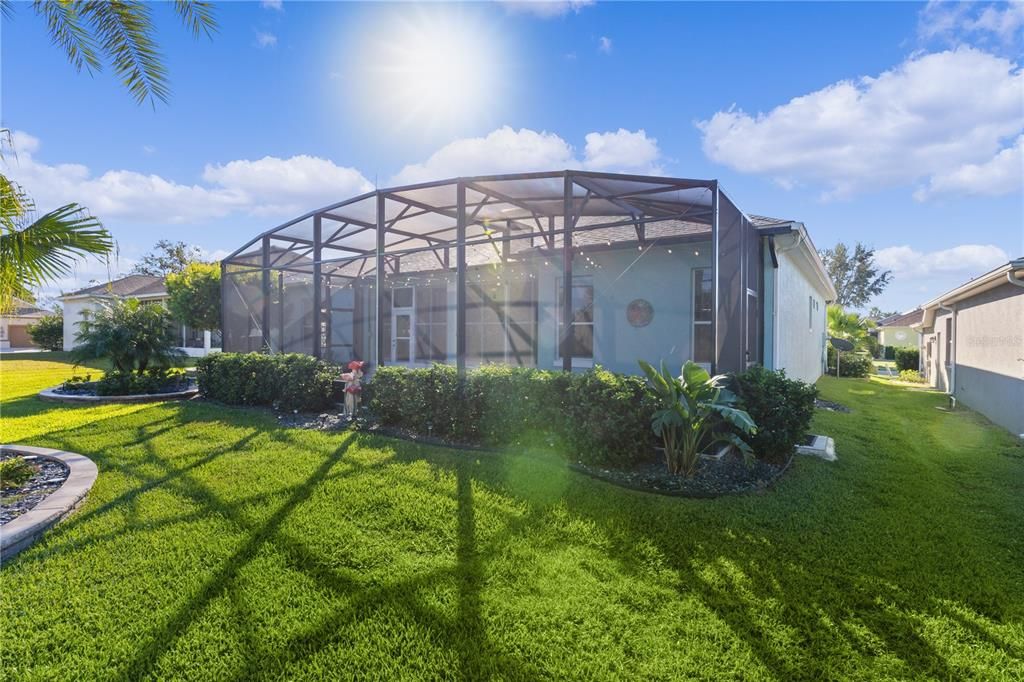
[555,276,594,367]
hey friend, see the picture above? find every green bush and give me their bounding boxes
[71,298,183,374]
[27,313,63,351]
[895,348,920,372]
[898,369,925,384]
[95,368,187,396]
[367,364,655,467]
[734,366,818,463]
[1,456,36,489]
[883,346,896,360]
[828,352,873,378]
[196,352,336,411]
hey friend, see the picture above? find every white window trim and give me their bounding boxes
[555,276,594,367]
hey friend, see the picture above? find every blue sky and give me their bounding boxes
[3,0,1022,312]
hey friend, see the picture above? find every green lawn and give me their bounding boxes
[1,356,1022,680]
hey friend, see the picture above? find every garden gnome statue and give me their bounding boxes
[339,360,365,417]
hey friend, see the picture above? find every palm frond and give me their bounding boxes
[0,174,34,230]
[173,0,216,39]
[33,0,102,74]
[0,0,14,20]
[0,202,113,311]
[81,0,169,106]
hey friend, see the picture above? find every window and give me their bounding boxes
[557,277,593,361]
[468,273,537,366]
[692,268,713,365]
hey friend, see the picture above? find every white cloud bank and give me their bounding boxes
[391,126,662,185]
[498,0,594,19]
[4,131,373,223]
[918,1,1024,45]
[698,47,1023,200]
[875,243,1010,280]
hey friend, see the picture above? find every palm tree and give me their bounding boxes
[0,2,218,312]
[7,1,217,106]
[827,304,872,351]
[0,140,112,313]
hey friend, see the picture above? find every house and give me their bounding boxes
[59,274,221,357]
[875,309,922,352]
[0,298,52,350]
[914,258,1024,437]
[220,171,837,383]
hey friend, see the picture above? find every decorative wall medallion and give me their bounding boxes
[627,299,654,327]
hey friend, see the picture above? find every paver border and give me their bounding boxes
[1,444,98,563]
[38,385,198,404]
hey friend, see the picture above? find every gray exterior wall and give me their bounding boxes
[952,282,1024,436]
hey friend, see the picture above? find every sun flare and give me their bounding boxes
[347,8,504,134]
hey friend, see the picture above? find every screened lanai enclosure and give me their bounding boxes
[220,170,767,376]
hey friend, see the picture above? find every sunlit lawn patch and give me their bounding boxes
[1,356,1022,680]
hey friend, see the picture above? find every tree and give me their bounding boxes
[827,304,873,351]
[0,2,217,311]
[131,240,202,277]
[0,144,112,314]
[8,1,217,107]
[167,261,220,330]
[72,298,183,374]
[27,313,64,351]
[819,242,892,309]
[867,306,900,321]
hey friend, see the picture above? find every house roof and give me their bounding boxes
[61,274,167,300]
[7,297,51,318]
[877,309,922,327]
[916,258,1024,329]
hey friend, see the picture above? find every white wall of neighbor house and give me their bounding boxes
[62,298,95,351]
[949,282,1024,436]
[771,245,828,384]
[879,326,919,349]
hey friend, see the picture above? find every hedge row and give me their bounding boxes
[895,348,920,372]
[196,352,335,411]
[368,364,658,467]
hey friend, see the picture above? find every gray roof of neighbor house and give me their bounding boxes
[61,274,167,299]
[9,297,51,317]
[877,309,923,327]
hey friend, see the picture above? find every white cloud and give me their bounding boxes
[390,126,663,185]
[202,155,374,216]
[919,1,1024,44]
[875,244,1010,279]
[3,130,373,223]
[260,0,283,10]
[697,47,1023,200]
[142,145,156,155]
[598,36,612,53]
[498,0,594,19]
[914,134,1023,200]
[583,129,661,173]
[255,31,277,48]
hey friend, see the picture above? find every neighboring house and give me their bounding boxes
[0,298,52,350]
[220,171,837,383]
[914,258,1024,437]
[876,309,922,351]
[59,274,221,357]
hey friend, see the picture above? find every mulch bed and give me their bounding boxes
[815,398,852,413]
[571,452,791,498]
[1,453,69,525]
[54,378,196,397]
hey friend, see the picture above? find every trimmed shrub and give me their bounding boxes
[828,352,872,378]
[197,352,335,411]
[883,346,896,360]
[95,368,188,396]
[367,364,654,467]
[734,366,817,463]
[898,369,925,384]
[27,314,63,351]
[895,348,920,372]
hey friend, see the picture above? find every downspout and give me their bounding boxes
[1007,269,1024,289]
